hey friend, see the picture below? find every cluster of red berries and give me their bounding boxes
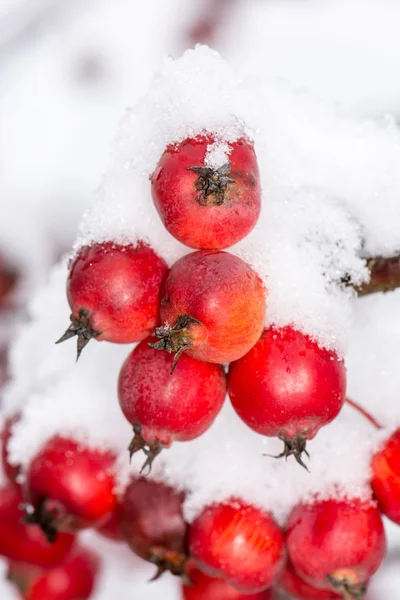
[1,135,399,600]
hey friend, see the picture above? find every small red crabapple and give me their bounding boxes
[371,428,400,525]
[24,436,117,541]
[151,250,266,370]
[188,499,285,593]
[57,241,168,359]
[118,337,226,472]
[120,477,188,580]
[8,546,99,600]
[151,135,261,250]
[0,483,75,567]
[228,327,346,469]
[286,498,386,598]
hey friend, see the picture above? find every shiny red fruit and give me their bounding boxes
[25,437,117,540]
[371,428,400,524]
[228,327,346,468]
[118,338,226,470]
[278,561,341,599]
[151,136,261,250]
[1,413,21,482]
[57,242,168,359]
[0,484,74,567]
[151,250,266,367]
[9,546,99,600]
[286,498,386,597]
[189,499,285,593]
[120,478,188,579]
[182,565,276,600]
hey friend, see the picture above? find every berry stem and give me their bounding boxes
[354,254,400,296]
[128,423,164,474]
[345,398,382,430]
[264,433,310,471]
[149,315,202,373]
[56,308,100,360]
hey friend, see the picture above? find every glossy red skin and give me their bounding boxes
[25,436,117,531]
[151,136,261,250]
[159,250,266,363]
[1,413,21,482]
[189,499,286,593]
[182,566,276,600]
[9,547,99,600]
[67,242,168,343]
[371,428,400,524]
[278,561,341,599]
[286,498,386,592]
[118,338,226,445]
[0,484,74,567]
[228,327,346,439]
[120,478,186,562]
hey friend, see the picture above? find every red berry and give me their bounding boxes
[57,242,168,359]
[151,250,266,367]
[151,136,261,250]
[182,565,276,600]
[0,484,74,568]
[286,498,386,597]
[118,337,226,470]
[371,428,400,524]
[1,413,21,482]
[278,561,341,600]
[228,327,346,468]
[24,436,117,540]
[120,477,188,579]
[9,546,99,600]
[188,499,285,593]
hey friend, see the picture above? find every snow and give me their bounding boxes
[1,0,400,597]
[81,531,179,600]
[0,559,20,600]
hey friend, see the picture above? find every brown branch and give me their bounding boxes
[345,398,382,430]
[354,254,400,296]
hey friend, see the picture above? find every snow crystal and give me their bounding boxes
[204,139,232,169]
[81,532,179,600]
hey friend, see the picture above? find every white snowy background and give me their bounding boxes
[1,0,400,598]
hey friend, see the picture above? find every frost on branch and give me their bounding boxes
[2,48,400,579]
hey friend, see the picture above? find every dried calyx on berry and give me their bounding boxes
[187,162,235,205]
[265,433,310,471]
[128,423,165,475]
[118,338,226,471]
[57,242,168,360]
[120,478,190,582]
[327,574,367,600]
[56,308,100,361]
[24,498,71,543]
[149,315,201,373]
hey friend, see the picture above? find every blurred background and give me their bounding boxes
[1,0,400,596]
